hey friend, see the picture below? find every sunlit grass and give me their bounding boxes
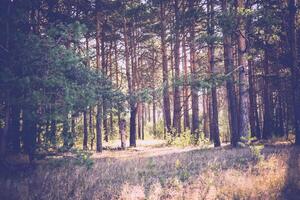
[0,141,299,200]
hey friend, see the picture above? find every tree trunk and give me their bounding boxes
[203,91,209,138]
[153,95,157,135]
[182,35,190,131]
[96,104,103,152]
[138,103,141,139]
[9,106,21,152]
[101,21,109,143]
[120,119,126,149]
[83,110,88,150]
[248,60,261,139]
[0,105,10,156]
[96,11,102,152]
[237,0,250,141]
[124,17,136,147]
[142,103,145,140]
[262,49,273,139]
[208,0,220,147]
[189,0,199,138]
[160,1,172,133]
[287,0,300,145]
[222,0,239,147]
[172,0,182,135]
[89,107,95,150]
[23,109,37,162]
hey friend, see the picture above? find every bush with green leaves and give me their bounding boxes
[71,148,94,170]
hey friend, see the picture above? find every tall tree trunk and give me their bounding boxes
[172,0,182,135]
[124,18,136,147]
[288,0,300,145]
[189,0,199,138]
[9,106,21,152]
[248,60,261,138]
[160,1,172,133]
[0,105,10,156]
[138,104,141,139]
[208,0,220,147]
[83,110,88,150]
[96,105,103,152]
[262,49,273,139]
[89,107,95,150]
[222,0,239,147]
[101,21,108,143]
[153,96,157,135]
[96,11,102,152]
[23,109,37,162]
[203,91,209,138]
[237,0,250,141]
[182,35,190,131]
[142,103,145,140]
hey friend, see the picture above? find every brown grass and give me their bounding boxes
[0,141,299,200]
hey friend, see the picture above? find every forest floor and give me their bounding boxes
[1,139,300,200]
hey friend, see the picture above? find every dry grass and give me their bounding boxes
[0,140,299,200]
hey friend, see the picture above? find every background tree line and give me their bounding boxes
[0,0,299,160]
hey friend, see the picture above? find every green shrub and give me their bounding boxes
[166,130,209,147]
[249,145,264,162]
[71,149,94,169]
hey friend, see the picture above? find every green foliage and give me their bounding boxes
[166,131,193,147]
[71,149,94,170]
[166,129,210,147]
[249,145,264,162]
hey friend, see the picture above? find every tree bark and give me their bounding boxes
[124,17,136,147]
[262,49,273,139]
[287,0,300,145]
[9,106,21,152]
[237,0,250,141]
[222,0,239,147]
[101,20,109,143]
[83,110,88,150]
[208,0,220,147]
[172,0,182,135]
[160,1,172,133]
[0,105,10,156]
[96,11,102,152]
[248,59,261,138]
[189,0,199,138]
[182,35,190,131]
